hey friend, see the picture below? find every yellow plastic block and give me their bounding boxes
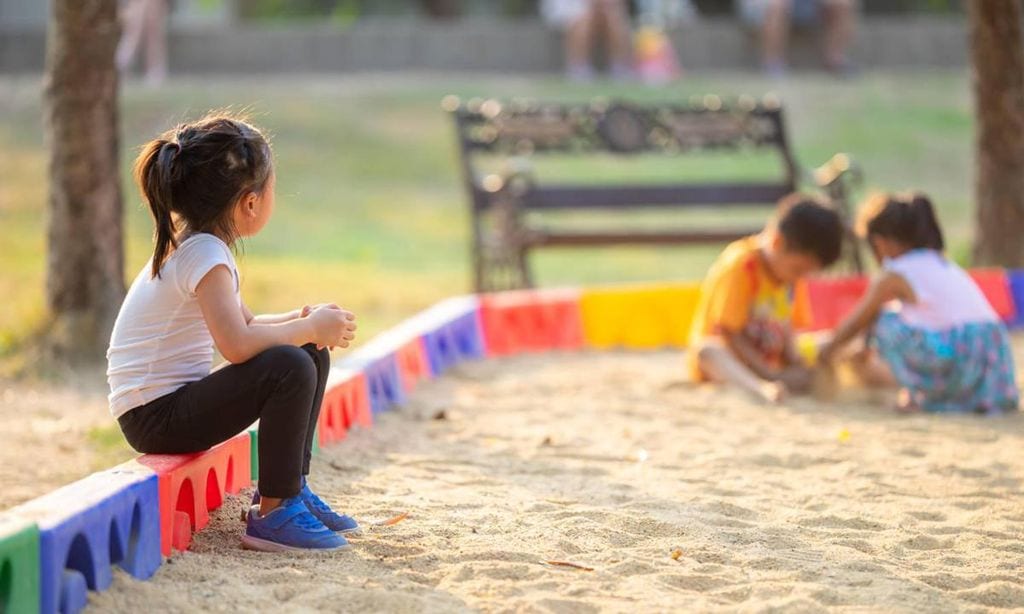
[796,332,819,366]
[580,282,702,349]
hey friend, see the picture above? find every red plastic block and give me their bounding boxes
[480,288,583,356]
[396,337,430,392]
[969,268,1016,322]
[804,275,869,331]
[128,433,251,557]
[318,370,372,447]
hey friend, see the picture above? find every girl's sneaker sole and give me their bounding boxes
[241,534,349,553]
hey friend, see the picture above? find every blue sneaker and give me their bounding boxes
[299,481,362,535]
[242,497,348,552]
[251,479,361,535]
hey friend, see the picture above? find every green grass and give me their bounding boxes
[0,71,976,352]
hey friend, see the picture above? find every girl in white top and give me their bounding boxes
[107,113,359,552]
[820,192,1018,414]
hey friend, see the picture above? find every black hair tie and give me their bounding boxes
[157,141,182,172]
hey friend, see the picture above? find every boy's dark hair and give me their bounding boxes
[132,113,273,279]
[856,192,944,251]
[773,193,844,267]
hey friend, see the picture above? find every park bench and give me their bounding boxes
[446,95,862,292]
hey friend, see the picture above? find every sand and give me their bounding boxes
[81,350,1024,613]
[0,370,117,510]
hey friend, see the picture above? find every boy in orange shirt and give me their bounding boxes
[689,193,844,402]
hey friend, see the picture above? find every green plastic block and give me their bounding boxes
[0,517,41,614]
[247,425,260,483]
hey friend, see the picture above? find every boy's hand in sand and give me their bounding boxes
[306,305,356,350]
[760,380,787,404]
[817,340,838,366]
[777,366,814,395]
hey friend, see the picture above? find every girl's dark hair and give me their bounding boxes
[133,113,273,278]
[856,191,944,251]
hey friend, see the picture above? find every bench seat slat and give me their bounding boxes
[525,227,762,247]
[518,183,794,209]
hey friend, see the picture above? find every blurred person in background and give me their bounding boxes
[117,0,171,86]
[542,0,634,81]
[740,0,857,77]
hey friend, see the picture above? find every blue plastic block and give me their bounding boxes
[342,338,407,414]
[1009,270,1024,328]
[11,468,162,614]
[362,355,405,414]
[423,305,485,377]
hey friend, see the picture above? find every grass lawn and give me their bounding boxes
[0,71,975,356]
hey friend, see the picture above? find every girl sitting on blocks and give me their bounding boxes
[107,113,359,551]
[819,192,1019,414]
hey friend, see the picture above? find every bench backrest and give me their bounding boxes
[446,96,800,211]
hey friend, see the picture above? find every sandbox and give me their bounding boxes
[90,350,1024,612]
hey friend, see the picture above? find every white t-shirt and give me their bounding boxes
[884,249,998,331]
[106,233,240,418]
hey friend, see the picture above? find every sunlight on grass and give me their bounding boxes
[86,423,136,471]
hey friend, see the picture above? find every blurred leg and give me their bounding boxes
[116,0,147,72]
[761,0,792,74]
[565,4,597,80]
[142,0,169,85]
[595,0,633,78]
[821,0,856,72]
[695,339,785,404]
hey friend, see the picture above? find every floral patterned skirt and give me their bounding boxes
[874,312,1019,414]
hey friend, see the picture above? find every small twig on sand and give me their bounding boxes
[542,560,594,572]
[374,512,409,527]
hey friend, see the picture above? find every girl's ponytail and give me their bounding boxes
[908,192,945,251]
[134,138,181,279]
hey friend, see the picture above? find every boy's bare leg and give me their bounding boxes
[694,339,785,403]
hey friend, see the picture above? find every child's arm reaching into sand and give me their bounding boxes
[819,271,912,364]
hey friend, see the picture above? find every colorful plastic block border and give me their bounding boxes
[2,270,1022,611]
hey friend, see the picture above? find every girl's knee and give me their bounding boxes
[262,345,317,384]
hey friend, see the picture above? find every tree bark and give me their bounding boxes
[969,0,1024,267]
[43,0,125,362]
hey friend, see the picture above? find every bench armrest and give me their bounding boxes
[808,153,862,193]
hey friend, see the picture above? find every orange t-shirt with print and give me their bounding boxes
[688,235,810,381]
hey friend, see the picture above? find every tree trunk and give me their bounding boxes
[43,0,125,362]
[969,0,1024,267]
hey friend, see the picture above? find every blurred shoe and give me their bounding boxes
[242,498,348,552]
[761,60,788,79]
[567,62,595,82]
[609,61,636,82]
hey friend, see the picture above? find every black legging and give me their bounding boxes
[117,344,329,499]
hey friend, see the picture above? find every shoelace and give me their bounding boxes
[292,508,327,531]
[303,488,338,516]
